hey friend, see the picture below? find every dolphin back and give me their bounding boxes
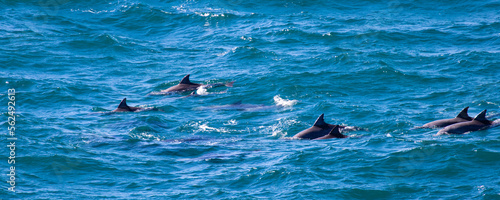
[421,107,474,128]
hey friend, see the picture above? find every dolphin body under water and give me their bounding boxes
[196,96,298,111]
[112,98,154,112]
[196,101,278,111]
[437,110,493,135]
[420,107,473,128]
[152,74,234,95]
[293,114,349,140]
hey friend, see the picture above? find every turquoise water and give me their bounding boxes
[1,0,500,199]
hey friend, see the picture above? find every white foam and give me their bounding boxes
[255,118,300,138]
[491,119,500,127]
[224,119,238,126]
[194,86,227,96]
[196,86,209,95]
[273,95,298,107]
[197,123,229,133]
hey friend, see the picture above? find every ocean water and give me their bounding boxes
[1,0,500,199]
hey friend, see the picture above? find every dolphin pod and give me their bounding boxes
[421,108,498,135]
[420,107,472,128]
[103,74,498,139]
[437,110,493,135]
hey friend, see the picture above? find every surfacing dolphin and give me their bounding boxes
[420,107,472,128]
[112,98,155,112]
[437,110,493,135]
[293,114,352,140]
[150,74,233,95]
[314,125,347,140]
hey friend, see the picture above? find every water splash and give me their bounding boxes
[224,119,238,125]
[256,118,300,138]
[273,95,298,107]
[195,85,209,95]
[191,85,227,96]
[492,119,500,127]
[196,122,230,133]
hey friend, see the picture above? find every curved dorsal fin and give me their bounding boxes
[180,74,192,84]
[328,125,345,138]
[118,98,129,109]
[473,109,488,123]
[456,106,470,119]
[313,114,327,127]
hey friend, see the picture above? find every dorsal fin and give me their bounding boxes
[473,109,488,123]
[180,74,192,84]
[456,106,470,119]
[313,114,327,127]
[117,98,129,109]
[232,100,243,105]
[328,125,345,138]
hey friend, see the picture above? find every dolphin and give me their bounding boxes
[152,74,234,95]
[437,110,492,135]
[161,74,201,93]
[293,114,350,140]
[420,107,473,128]
[313,125,347,140]
[112,98,149,112]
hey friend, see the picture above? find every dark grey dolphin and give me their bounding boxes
[420,107,472,128]
[153,74,234,94]
[437,110,492,135]
[313,125,347,140]
[293,114,350,140]
[161,74,201,93]
[112,98,151,112]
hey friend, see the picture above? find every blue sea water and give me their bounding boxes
[1,0,500,199]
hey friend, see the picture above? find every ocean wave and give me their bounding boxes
[220,46,277,60]
[129,126,163,141]
[60,32,143,54]
[179,121,233,134]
